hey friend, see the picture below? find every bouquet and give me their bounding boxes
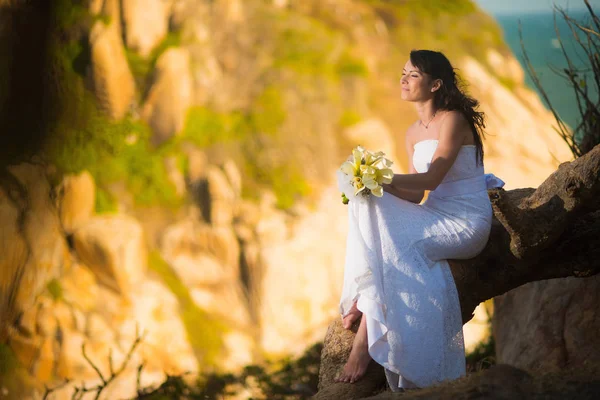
[337,145,394,204]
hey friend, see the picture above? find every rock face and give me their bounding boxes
[142,48,193,146]
[89,21,136,120]
[121,0,171,57]
[0,163,68,340]
[493,275,600,372]
[72,215,147,295]
[58,170,95,233]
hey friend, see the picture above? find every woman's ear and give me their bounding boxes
[431,79,443,93]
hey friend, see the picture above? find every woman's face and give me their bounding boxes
[400,59,438,102]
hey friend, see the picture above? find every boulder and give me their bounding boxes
[122,0,171,57]
[143,48,193,146]
[493,275,600,372]
[72,215,147,295]
[314,319,386,400]
[89,21,136,120]
[89,0,123,40]
[58,170,95,234]
[161,219,240,272]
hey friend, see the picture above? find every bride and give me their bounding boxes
[334,49,504,391]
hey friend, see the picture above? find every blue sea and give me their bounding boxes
[495,10,599,130]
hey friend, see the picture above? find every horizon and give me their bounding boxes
[474,0,596,15]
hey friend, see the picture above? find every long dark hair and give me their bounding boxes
[409,49,485,166]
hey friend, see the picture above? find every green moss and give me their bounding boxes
[272,13,343,78]
[251,87,287,136]
[126,31,182,100]
[339,110,362,128]
[46,279,63,301]
[336,51,369,77]
[180,107,250,148]
[148,251,226,369]
[48,108,181,209]
[94,186,118,214]
[0,343,18,377]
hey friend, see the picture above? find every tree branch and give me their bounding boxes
[315,144,600,399]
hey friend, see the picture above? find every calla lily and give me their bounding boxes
[376,168,394,184]
[354,182,367,196]
[362,174,379,190]
[341,161,357,176]
[371,185,384,197]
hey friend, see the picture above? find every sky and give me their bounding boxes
[474,0,599,15]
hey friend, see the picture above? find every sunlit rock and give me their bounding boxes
[164,156,187,197]
[89,21,135,120]
[0,163,68,339]
[122,0,171,57]
[72,215,147,295]
[143,48,193,146]
[58,170,95,234]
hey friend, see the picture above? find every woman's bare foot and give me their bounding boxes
[335,311,372,383]
[342,301,362,330]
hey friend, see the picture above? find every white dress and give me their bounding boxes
[338,139,504,390]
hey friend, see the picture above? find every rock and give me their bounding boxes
[221,331,255,371]
[8,331,42,371]
[222,159,242,198]
[164,156,187,197]
[35,300,57,337]
[60,263,99,312]
[58,170,95,234]
[89,21,136,120]
[314,319,386,399]
[493,275,600,373]
[32,337,56,382]
[161,219,240,272]
[206,165,236,226]
[72,215,147,295]
[0,163,68,338]
[119,279,198,375]
[143,48,193,146]
[342,118,399,168]
[181,142,208,182]
[258,186,347,355]
[122,0,171,57]
[90,0,123,40]
[190,284,251,327]
[55,330,110,381]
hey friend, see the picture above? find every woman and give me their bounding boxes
[334,50,504,391]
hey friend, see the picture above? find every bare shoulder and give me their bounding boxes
[442,110,469,128]
[405,121,421,147]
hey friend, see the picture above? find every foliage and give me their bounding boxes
[136,342,323,399]
[46,279,63,301]
[147,251,226,368]
[519,1,600,158]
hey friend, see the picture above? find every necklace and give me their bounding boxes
[420,111,437,129]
